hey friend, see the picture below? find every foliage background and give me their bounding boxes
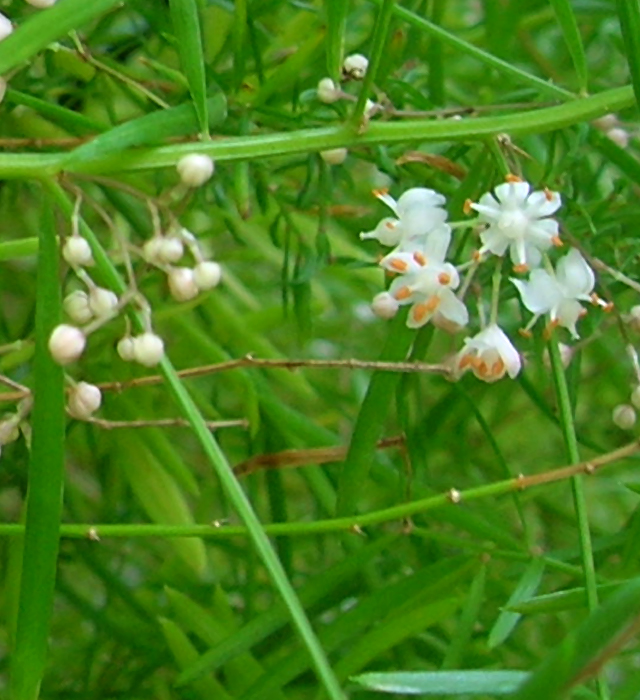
[1,0,640,698]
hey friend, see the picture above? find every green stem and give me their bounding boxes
[547,337,608,700]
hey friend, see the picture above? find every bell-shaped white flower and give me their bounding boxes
[387,258,468,329]
[511,248,595,338]
[455,324,521,382]
[343,53,368,79]
[471,179,561,270]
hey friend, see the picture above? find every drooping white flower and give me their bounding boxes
[132,332,164,367]
[455,324,521,382]
[176,153,214,187]
[470,179,562,270]
[387,257,468,329]
[49,324,86,365]
[511,248,595,338]
[371,291,400,319]
[317,77,341,104]
[67,382,102,420]
[62,235,94,267]
[343,53,368,79]
[193,261,222,290]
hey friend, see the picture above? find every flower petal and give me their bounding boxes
[396,187,447,215]
[438,290,469,327]
[512,270,561,314]
[360,217,403,246]
[479,226,510,257]
[524,190,561,218]
[555,298,584,338]
[494,181,531,207]
[556,248,595,298]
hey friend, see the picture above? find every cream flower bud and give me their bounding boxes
[168,266,199,301]
[320,148,348,165]
[193,261,222,290]
[0,78,6,105]
[0,13,13,42]
[142,237,164,265]
[158,236,184,264]
[317,77,340,104]
[68,382,102,420]
[88,287,118,318]
[176,153,214,187]
[62,236,93,267]
[63,290,93,324]
[25,0,58,6]
[371,291,399,320]
[132,332,165,367]
[607,127,629,149]
[49,324,86,365]
[613,404,636,430]
[117,336,136,362]
[343,53,368,79]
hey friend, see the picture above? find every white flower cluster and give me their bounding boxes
[361,177,605,383]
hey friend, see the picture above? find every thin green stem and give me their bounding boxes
[489,262,502,326]
[547,337,609,700]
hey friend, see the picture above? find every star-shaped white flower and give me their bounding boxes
[511,248,595,338]
[387,257,468,329]
[454,324,521,382]
[470,180,562,270]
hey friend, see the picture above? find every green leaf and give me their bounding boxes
[350,670,530,695]
[169,0,210,137]
[9,192,65,700]
[549,0,588,92]
[616,0,640,112]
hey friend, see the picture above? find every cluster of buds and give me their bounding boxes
[361,176,608,383]
[316,54,377,124]
[592,113,631,150]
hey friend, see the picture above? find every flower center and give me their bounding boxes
[497,209,529,239]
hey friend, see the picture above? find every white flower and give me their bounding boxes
[168,266,199,301]
[471,179,562,270]
[117,336,136,362]
[0,13,13,42]
[49,324,86,365]
[62,235,93,267]
[387,257,468,329]
[132,332,164,367]
[63,290,93,324]
[176,153,214,187]
[343,53,368,79]
[511,248,595,338]
[88,287,118,319]
[455,324,521,382]
[371,291,399,319]
[193,261,222,290]
[68,382,102,420]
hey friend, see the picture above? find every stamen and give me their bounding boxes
[578,308,588,318]
[518,328,533,339]
[463,199,473,215]
[389,258,409,272]
[472,250,482,262]
[505,173,523,183]
[385,220,396,229]
[551,236,563,247]
[438,272,452,285]
[393,286,412,301]
[413,251,427,266]
[425,296,441,312]
[513,263,529,274]
[491,358,505,377]
[458,354,474,370]
[604,301,614,312]
[544,187,554,201]
[372,188,389,198]
[411,302,431,324]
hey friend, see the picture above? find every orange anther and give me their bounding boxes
[411,302,431,324]
[385,220,396,229]
[413,251,427,266]
[551,236,563,247]
[438,272,452,285]
[472,250,482,262]
[463,198,473,215]
[544,187,554,201]
[513,263,529,274]
[491,358,505,377]
[458,354,473,370]
[518,328,533,339]
[604,302,614,312]
[372,188,389,198]
[506,173,523,183]
[425,296,441,312]
[394,286,412,301]
[389,259,409,272]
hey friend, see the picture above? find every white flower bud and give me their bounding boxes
[62,236,93,267]
[0,78,6,105]
[142,236,164,265]
[0,416,20,445]
[371,291,399,320]
[317,77,340,104]
[88,287,118,318]
[158,236,184,264]
[320,148,348,165]
[63,290,93,324]
[49,324,86,365]
[67,381,102,420]
[168,266,199,301]
[632,386,640,410]
[592,113,618,131]
[364,99,377,119]
[117,336,136,362]
[343,53,368,79]
[613,404,636,430]
[607,127,629,149]
[0,13,13,42]
[176,153,215,187]
[25,0,58,6]
[193,261,222,290]
[132,332,165,367]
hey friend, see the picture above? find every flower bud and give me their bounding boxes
[49,324,86,365]
[193,261,222,290]
[158,236,184,264]
[176,153,214,187]
[62,236,94,267]
[371,291,399,320]
[142,236,164,265]
[168,266,199,301]
[88,287,118,318]
[63,290,93,324]
[0,13,13,42]
[320,148,348,165]
[117,336,136,362]
[607,127,629,149]
[132,332,165,367]
[613,403,636,430]
[592,113,618,131]
[25,0,58,6]
[0,416,20,445]
[317,77,340,104]
[343,53,368,80]
[67,381,102,420]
